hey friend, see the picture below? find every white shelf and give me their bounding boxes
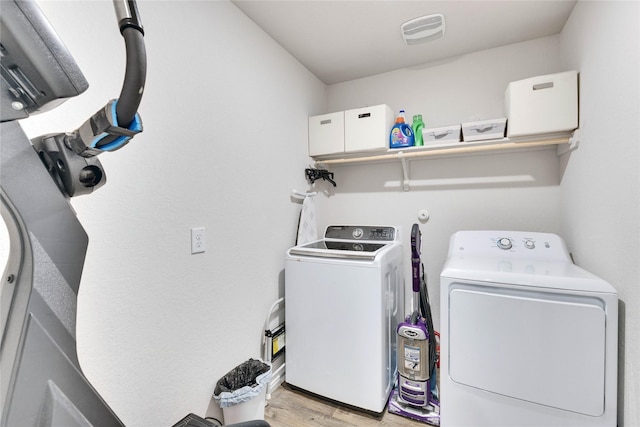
[315,132,575,165]
[313,130,579,191]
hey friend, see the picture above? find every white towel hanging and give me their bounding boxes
[295,193,318,245]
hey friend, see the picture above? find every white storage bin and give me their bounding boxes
[344,104,394,153]
[462,118,507,142]
[423,124,462,144]
[308,111,344,157]
[505,70,578,137]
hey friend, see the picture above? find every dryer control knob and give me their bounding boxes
[524,240,535,249]
[497,238,513,250]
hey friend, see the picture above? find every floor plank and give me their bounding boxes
[265,384,429,427]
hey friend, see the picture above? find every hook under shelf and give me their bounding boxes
[291,189,317,199]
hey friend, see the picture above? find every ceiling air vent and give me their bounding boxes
[401,14,445,45]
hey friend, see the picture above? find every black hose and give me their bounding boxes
[419,268,437,376]
[115,26,146,127]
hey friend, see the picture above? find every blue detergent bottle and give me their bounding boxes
[390,110,415,148]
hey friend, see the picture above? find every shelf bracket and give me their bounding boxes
[557,128,581,156]
[399,152,410,191]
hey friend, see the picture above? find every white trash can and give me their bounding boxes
[221,384,267,424]
[213,359,272,424]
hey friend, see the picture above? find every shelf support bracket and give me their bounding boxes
[557,128,581,156]
[399,152,410,191]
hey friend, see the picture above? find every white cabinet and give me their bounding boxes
[308,104,393,157]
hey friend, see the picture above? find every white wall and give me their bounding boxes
[315,3,639,425]
[3,1,638,426]
[558,2,640,426]
[318,36,566,326]
[15,1,326,425]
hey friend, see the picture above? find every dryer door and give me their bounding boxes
[448,284,606,416]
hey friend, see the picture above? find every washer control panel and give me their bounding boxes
[325,225,397,241]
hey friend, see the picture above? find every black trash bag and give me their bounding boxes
[213,359,271,408]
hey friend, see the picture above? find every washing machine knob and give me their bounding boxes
[497,238,513,250]
[524,240,535,249]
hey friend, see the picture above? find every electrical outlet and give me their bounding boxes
[191,227,206,254]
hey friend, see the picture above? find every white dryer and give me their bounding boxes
[440,230,618,427]
[285,225,404,413]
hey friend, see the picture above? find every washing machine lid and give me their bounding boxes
[288,225,399,261]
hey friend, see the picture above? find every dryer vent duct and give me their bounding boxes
[401,14,445,45]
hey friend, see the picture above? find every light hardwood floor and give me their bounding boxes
[264,384,428,427]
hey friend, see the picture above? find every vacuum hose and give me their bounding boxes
[115,26,146,128]
[419,269,438,376]
[90,0,145,150]
[114,0,145,125]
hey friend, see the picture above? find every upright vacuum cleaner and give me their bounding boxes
[388,224,440,425]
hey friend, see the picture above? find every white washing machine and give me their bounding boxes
[285,225,404,413]
[440,230,618,427]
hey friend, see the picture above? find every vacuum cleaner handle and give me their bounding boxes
[411,224,421,293]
